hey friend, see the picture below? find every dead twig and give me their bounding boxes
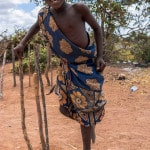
[19,58,32,150]
[0,50,7,98]
[33,72,46,150]
[28,44,31,87]
[34,44,50,150]
[12,45,16,87]
[45,43,51,86]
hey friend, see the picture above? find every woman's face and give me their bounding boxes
[45,0,65,9]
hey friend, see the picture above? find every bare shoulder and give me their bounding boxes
[72,3,91,14]
[71,3,99,29]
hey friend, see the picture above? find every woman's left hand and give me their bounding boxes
[95,57,106,72]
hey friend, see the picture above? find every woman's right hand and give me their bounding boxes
[13,20,40,59]
[13,43,25,59]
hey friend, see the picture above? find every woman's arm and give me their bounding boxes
[14,20,40,59]
[75,3,106,72]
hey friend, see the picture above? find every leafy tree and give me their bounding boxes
[120,0,150,63]
[125,32,150,63]
[88,0,149,62]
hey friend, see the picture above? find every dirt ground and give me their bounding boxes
[0,63,150,150]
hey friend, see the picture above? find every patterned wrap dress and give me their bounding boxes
[38,6,107,126]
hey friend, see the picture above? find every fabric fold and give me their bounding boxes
[38,7,107,126]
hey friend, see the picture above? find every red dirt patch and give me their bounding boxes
[0,63,150,150]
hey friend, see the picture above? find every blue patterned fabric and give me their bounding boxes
[38,7,106,126]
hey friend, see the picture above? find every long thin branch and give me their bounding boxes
[34,44,50,150]
[0,50,7,98]
[28,44,31,87]
[45,43,50,86]
[12,45,16,87]
[19,58,33,150]
[33,73,46,150]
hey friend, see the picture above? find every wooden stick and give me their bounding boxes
[0,50,7,98]
[45,43,50,86]
[33,73,46,150]
[49,46,53,87]
[28,44,31,87]
[19,58,32,150]
[34,44,50,150]
[11,44,16,87]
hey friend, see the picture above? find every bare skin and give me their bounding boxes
[14,0,106,150]
[60,105,95,150]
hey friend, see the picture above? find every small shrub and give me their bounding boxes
[14,48,60,74]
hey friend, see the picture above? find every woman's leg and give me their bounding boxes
[80,125,96,150]
[91,125,96,143]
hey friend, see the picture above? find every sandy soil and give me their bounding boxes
[0,63,150,150]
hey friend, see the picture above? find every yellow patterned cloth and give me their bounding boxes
[38,7,107,126]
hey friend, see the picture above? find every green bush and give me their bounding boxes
[14,47,60,74]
